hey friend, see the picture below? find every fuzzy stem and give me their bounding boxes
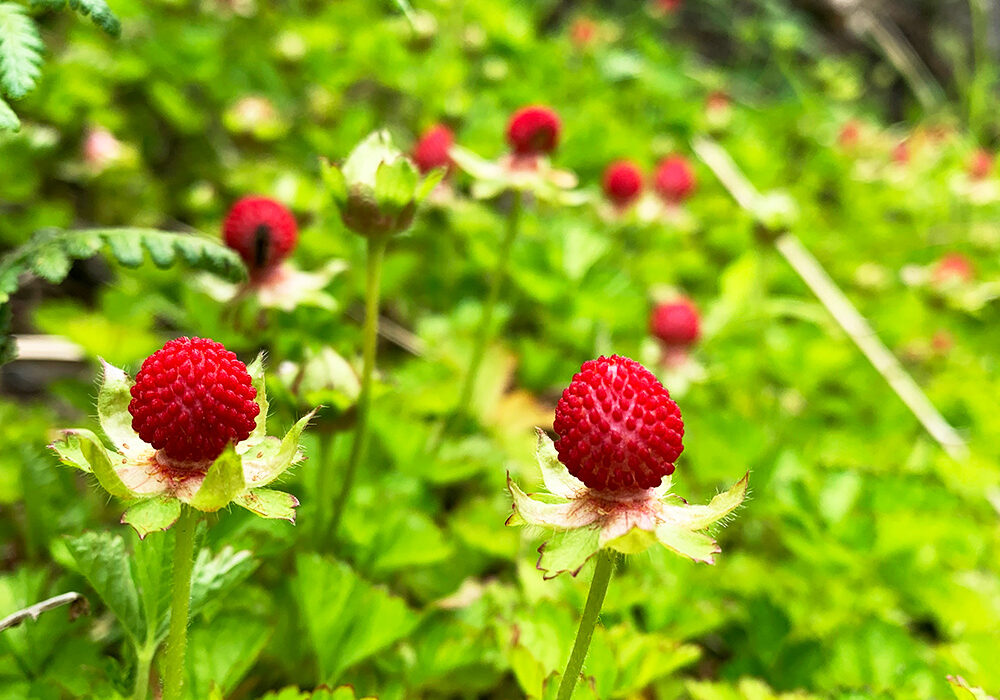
[161,507,199,700]
[556,551,613,700]
[329,235,388,539]
[312,427,337,548]
[133,644,154,700]
[455,190,522,418]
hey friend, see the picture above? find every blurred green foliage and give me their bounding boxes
[0,0,999,698]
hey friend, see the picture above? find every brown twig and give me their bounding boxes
[692,136,968,461]
[0,592,89,632]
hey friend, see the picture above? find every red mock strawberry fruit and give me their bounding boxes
[968,149,994,180]
[602,160,644,208]
[412,124,454,174]
[932,252,974,286]
[507,106,561,156]
[650,298,700,347]
[653,156,696,203]
[222,196,298,272]
[553,355,684,492]
[129,337,260,464]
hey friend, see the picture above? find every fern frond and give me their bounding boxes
[30,0,120,37]
[0,92,17,130]
[0,3,43,99]
[0,227,247,304]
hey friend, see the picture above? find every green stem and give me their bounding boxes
[329,235,388,539]
[455,190,522,418]
[312,427,337,548]
[162,507,199,700]
[556,550,614,700]
[133,644,154,700]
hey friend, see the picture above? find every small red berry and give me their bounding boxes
[653,156,696,203]
[412,124,454,174]
[968,149,994,180]
[128,337,260,464]
[222,196,298,272]
[570,17,597,46]
[932,252,974,286]
[553,355,684,492]
[650,298,700,347]
[657,0,682,12]
[602,160,644,208]
[892,140,910,164]
[506,106,561,156]
[838,120,861,149]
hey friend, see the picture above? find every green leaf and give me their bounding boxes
[260,688,377,700]
[60,428,134,499]
[295,553,419,684]
[948,676,997,700]
[131,529,173,643]
[0,3,43,99]
[186,614,271,698]
[141,233,177,268]
[243,409,315,487]
[104,230,144,267]
[0,303,14,365]
[188,446,244,512]
[233,488,298,522]
[536,527,601,579]
[0,93,18,130]
[189,546,256,623]
[121,497,181,539]
[96,360,142,454]
[374,157,419,212]
[64,532,143,643]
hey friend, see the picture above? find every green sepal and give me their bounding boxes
[374,157,419,213]
[660,472,749,530]
[414,167,446,202]
[234,488,299,522]
[449,144,501,181]
[506,473,579,530]
[188,445,244,512]
[341,130,403,191]
[320,158,348,208]
[59,428,135,499]
[536,526,601,579]
[97,359,144,454]
[121,496,181,538]
[244,409,316,488]
[244,353,269,447]
[653,525,720,564]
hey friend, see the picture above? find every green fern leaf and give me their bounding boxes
[67,0,120,36]
[0,93,17,130]
[0,3,43,99]
[29,0,120,36]
[0,304,13,365]
[0,228,245,304]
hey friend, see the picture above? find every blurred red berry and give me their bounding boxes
[931,330,953,354]
[650,298,700,347]
[602,160,644,208]
[129,337,260,464]
[838,120,861,149]
[570,17,597,46]
[892,140,910,164]
[657,0,682,12]
[553,355,684,492]
[968,149,994,180]
[653,156,696,203]
[223,196,298,272]
[706,91,730,114]
[932,252,974,286]
[412,124,454,174]
[507,105,561,156]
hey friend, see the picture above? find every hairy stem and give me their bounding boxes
[556,551,613,700]
[329,235,388,539]
[161,507,199,700]
[133,644,154,700]
[455,190,522,418]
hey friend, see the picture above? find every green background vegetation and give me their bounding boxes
[1,0,999,698]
